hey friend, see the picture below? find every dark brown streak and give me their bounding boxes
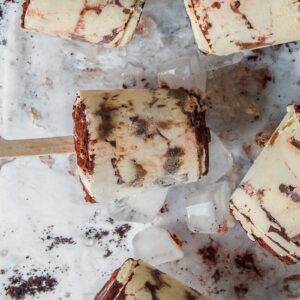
[187,2,212,51]
[260,206,290,242]
[111,158,125,185]
[156,129,170,142]
[230,1,253,29]
[230,201,255,225]
[145,269,170,300]
[96,103,117,140]
[21,0,31,28]
[289,136,300,150]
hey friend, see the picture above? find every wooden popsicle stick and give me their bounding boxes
[0,136,75,158]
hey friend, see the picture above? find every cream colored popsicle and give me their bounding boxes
[185,0,300,55]
[73,89,210,203]
[21,0,145,47]
[94,259,208,300]
[230,104,300,264]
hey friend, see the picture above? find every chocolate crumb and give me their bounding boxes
[163,147,185,174]
[234,252,261,276]
[212,269,221,282]
[166,147,185,157]
[103,249,112,258]
[279,184,300,203]
[130,116,149,136]
[46,236,75,251]
[114,224,131,240]
[234,283,248,298]
[198,244,218,265]
[107,217,114,224]
[5,274,57,300]
[160,203,169,213]
[85,228,109,241]
[95,102,117,140]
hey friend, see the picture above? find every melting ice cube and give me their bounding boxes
[186,181,234,234]
[121,64,145,88]
[157,55,207,95]
[186,202,216,234]
[201,52,244,71]
[206,65,266,132]
[108,188,168,223]
[133,226,184,266]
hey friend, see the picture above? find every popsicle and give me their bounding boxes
[230,104,300,264]
[73,89,210,202]
[0,89,210,203]
[94,259,208,300]
[184,0,300,55]
[21,0,145,47]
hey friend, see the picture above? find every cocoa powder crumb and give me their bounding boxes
[198,244,218,265]
[212,269,221,282]
[234,252,261,276]
[85,228,109,241]
[103,249,112,258]
[160,203,169,213]
[46,236,75,251]
[5,274,57,300]
[114,224,131,239]
[234,283,248,298]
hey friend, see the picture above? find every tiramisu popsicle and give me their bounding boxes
[94,259,208,300]
[230,104,300,264]
[185,0,300,55]
[21,0,145,47]
[73,89,210,203]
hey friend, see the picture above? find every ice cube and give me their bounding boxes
[121,64,145,88]
[201,52,244,71]
[186,202,216,234]
[186,181,234,234]
[206,65,267,132]
[157,55,207,95]
[108,188,168,223]
[133,226,184,266]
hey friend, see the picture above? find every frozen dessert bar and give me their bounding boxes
[94,259,208,300]
[184,0,300,55]
[230,104,300,264]
[73,89,210,203]
[21,0,145,47]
